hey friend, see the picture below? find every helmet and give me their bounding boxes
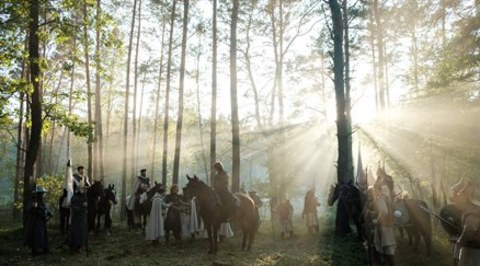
[35,186,48,193]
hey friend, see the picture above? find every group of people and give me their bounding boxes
[360,164,480,266]
[24,165,90,256]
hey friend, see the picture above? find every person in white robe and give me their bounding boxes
[145,185,170,243]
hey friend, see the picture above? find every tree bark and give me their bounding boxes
[95,0,105,180]
[131,0,142,177]
[329,0,354,235]
[230,0,240,193]
[172,0,189,185]
[210,0,218,185]
[121,0,137,220]
[83,2,94,182]
[151,18,167,180]
[373,0,385,111]
[162,0,176,185]
[23,0,42,229]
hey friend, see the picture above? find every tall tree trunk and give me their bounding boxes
[195,32,208,179]
[131,0,142,176]
[329,0,354,234]
[136,70,146,170]
[95,0,105,180]
[230,0,240,193]
[411,26,419,95]
[172,0,189,185]
[162,0,176,185]
[151,19,167,180]
[373,0,385,111]
[14,39,28,216]
[23,0,42,229]
[83,2,94,182]
[342,0,353,173]
[210,0,218,185]
[121,0,137,220]
[244,3,262,128]
[368,3,379,112]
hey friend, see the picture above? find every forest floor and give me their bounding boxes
[0,206,453,266]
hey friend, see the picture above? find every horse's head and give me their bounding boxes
[148,181,165,198]
[327,183,339,206]
[185,174,208,198]
[105,184,118,205]
[88,180,105,199]
[328,180,357,206]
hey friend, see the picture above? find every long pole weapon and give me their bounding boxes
[418,204,459,231]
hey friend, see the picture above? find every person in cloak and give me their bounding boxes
[278,196,294,239]
[212,161,235,220]
[126,168,151,229]
[24,186,52,256]
[145,184,171,244]
[372,184,396,266]
[449,176,480,266]
[302,188,320,234]
[68,177,88,253]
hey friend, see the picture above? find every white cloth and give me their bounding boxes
[180,198,201,239]
[219,223,234,238]
[126,178,141,211]
[145,193,170,241]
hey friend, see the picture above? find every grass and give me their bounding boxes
[0,206,453,266]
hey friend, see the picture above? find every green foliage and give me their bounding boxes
[35,174,64,215]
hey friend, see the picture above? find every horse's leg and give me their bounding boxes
[241,226,247,251]
[96,212,100,235]
[213,222,220,254]
[106,208,112,235]
[206,224,213,254]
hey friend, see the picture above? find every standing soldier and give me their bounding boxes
[25,186,52,256]
[248,190,263,231]
[373,185,396,266]
[302,188,320,234]
[449,176,480,266]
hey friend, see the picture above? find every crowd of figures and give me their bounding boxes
[22,158,480,265]
[23,161,323,257]
[327,161,480,266]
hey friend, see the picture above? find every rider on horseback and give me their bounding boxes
[127,169,151,229]
[212,161,236,220]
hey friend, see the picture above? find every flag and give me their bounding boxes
[355,142,367,191]
[65,158,74,206]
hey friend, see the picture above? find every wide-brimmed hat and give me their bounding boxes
[35,186,48,193]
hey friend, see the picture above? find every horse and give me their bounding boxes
[133,182,163,232]
[87,180,105,233]
[95,184,118,235]
[185,174,256,254]
[375,162,432,257]
[327,180,364,240]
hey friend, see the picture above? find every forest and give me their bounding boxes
[0,0,479,265]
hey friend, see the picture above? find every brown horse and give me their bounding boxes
[185,175,256,254]
[375,162,432,257]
